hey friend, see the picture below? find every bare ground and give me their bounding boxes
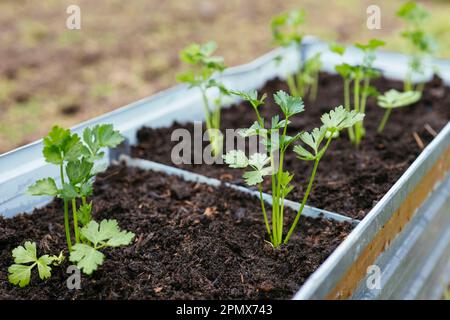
[0,0,449,152]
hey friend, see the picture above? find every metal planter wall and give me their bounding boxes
[0,38,449,299]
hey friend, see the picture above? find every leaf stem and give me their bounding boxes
[344,78,355,142]
[377,108,392,133]
[72,199,80,243]
[60,164,72,251]
[258,184,272,242]
[284,135,332,244]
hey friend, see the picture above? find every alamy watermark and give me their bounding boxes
[170,122,281,171]
[66,5,81,30]
[366,264,381,290]
[367,5,381,30]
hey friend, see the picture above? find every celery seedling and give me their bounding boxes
[353,39,384,144]
[8,242,64,287]
[330,40,384,145]
[377,89,421,133]
[397,1,436,92]
[224,90,364,247]
[177,41,228,156]
[271,9,322,100]
[20,124,135,280]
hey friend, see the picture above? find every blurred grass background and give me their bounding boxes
[0,0,449,152]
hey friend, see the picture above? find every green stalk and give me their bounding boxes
[309,72,319,102]
[353,71,362,145]
[284,135,333,244]
[286,74,298,97]
[258,184,272,243]
[71,199,80,243]
[356,77,370,145]
[270,154,279,247]
[60,164,72,251]
[295,70,304,97]
[344,78,355,142]
[201,88,221,156]
[377,108,392,133]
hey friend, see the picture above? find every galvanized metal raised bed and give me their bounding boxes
[1,37,449,299]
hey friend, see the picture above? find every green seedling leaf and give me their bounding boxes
[271,9,305,46]
[227,89,267,110]
[335,63,354,79]
[70,219,135,275]
[27,178,58,196]
[330,43,346,56]
[397,1,430,25]
[243,153,272,186]
[321,106,365,131]
[377,89,421,109]
[8,241,62,287]
[42,126,84,164]
[273,90,305,117]
[223,150,249,168]
[61,183,78,200]
[69,244,104,275]
[82,124,124,161]
[239,121,267,138]
[355,39,386,51]
[66,158,94,185]
[78,202,93,226]
[82,219,135,247]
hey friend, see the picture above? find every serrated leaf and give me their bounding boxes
[239,121,267,138]
[95,124,125,148]
[378,89,421,109]
[242,153,272,186]
[274,90,305,117]
[78,202,93,226]
[228,89,266,110]
[248,153,270,171]
[223,150,249,168]
[321,106,365,131]
[293,145,315,161]
[12,241,37,264]
[66,158,93,185]
[61,183,78,200]
[44,126,71,149]
[8,241,58,287]
[63,134,85,162]
[299,126,326,155]
[43,144,63,165]
[79,181,93,198]
[81,219,135,247]
[69,243,104,275]
[36,255,53,280]
[8,264,32,288]
[28,178,58,197]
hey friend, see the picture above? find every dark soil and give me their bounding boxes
[132,73,450,219]
[0,165,352,300]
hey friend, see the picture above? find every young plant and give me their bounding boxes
[353,39,384,144]
[224,90,364,247]
[13,124,135,284]
[271,9,322,100]
[8,242,64,287]
[330,40,384,145]
[397,1,436,92]
[377,89,421,133]
[177,41,228,156]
